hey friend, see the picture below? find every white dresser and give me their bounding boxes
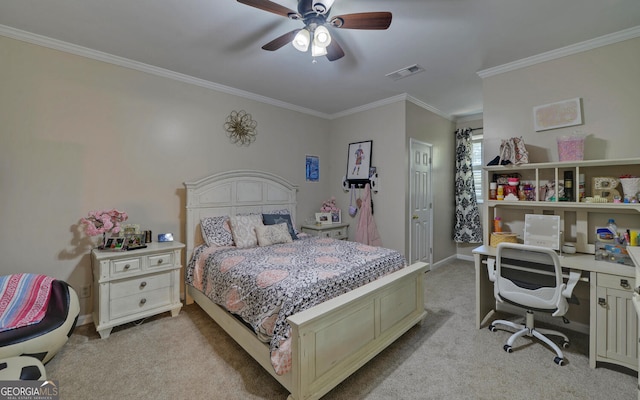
[301,223,349,240]
[91,241,184,339]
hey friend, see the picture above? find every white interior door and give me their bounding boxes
[409,139,432,267]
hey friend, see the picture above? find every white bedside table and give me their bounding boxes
[301,223,349,240]
[91,241,184,339]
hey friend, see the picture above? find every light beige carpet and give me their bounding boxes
[46,260,637,399]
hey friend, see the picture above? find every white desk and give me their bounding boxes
[473,244,637,370]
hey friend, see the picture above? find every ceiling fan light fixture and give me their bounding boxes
[312,0,335,15]
[311,42,328,57]
[292,29,310,52]
[313,25,332,48]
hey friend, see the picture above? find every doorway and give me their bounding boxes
[409,138,433,267]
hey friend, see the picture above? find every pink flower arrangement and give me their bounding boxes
[80,209,128,236]
[320,197,339,213]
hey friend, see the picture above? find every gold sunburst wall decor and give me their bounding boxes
[224,110,257,146]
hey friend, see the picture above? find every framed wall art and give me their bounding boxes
[533,98,583,132]
[346,140,372,185]
[306,155,319,182]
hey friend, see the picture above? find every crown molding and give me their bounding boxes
[455,113,483,123]
[0,24,460,122]
[477,25,640,79]
[329,94,452,121]
[0,24,331,119]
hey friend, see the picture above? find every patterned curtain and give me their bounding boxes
[453,128,482,243]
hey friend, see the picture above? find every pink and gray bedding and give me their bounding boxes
[186,236,406,375]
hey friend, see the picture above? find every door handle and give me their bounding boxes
[412,215,419,220]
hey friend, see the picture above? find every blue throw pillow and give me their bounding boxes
[262,214,298,240]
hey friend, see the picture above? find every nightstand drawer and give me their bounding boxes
[92,241,184,339]
[111,258,142,276]
[331,227,348,239]
[109,287,172,320]
[147,252,174,268]
[109,273,171,299]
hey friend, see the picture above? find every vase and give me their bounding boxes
[97,233,107,249]
[619,177,640,201]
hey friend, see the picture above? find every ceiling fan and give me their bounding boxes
[237,0,392,61]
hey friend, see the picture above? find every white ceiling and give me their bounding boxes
[1,0,639,119]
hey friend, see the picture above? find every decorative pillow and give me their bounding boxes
[262,213,298,240]
[200,216,234,247]
[229,214,264,248]
[255,223,293,247]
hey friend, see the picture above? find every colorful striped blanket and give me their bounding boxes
[0,273,55,333]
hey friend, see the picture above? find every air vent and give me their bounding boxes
[385,64,425,80]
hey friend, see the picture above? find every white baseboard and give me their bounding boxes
[456,254,474,262]
[431,254,460,271]
[76,313,93,326]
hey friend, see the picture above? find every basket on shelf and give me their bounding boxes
[490,232,519,247]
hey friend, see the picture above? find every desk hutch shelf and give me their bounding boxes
[479,157,640,371]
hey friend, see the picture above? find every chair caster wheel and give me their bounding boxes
[562,341,570,349]
[489,325,497,332]
[503,345,512,353]
[554,356,564,366]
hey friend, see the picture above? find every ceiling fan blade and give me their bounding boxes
[262,29,301,51]
[330,12,392,30]
[237,0,297,18]
[326,39,345,62]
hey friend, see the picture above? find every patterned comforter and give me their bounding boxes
[186,236,407,375]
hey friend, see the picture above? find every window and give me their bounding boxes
[471,135,483,202]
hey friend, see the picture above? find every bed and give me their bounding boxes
[184,170,428,400]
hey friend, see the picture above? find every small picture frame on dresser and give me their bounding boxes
[331,210,341,223]
[315,212,332,225]
[103,237,125,251]
[124,233,146,250]
[121,224,140,236]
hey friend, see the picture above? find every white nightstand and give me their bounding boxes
[301,223,349,240]
[91,241,184,339]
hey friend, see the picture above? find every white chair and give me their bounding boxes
[487,242,581,365]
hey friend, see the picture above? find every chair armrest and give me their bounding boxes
[562,269,582,298]
[487,257,497,282]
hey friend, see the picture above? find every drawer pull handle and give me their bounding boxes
[598,297,607,307]
[140,298,147,305]
[157,259,163,265]
[620,279,630,289]
[140,281,147,288]
[124,264,130,270]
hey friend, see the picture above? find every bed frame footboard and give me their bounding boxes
[287,261,428,400]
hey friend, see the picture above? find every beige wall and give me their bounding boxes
[480,37,640,324]
[328,101,407,254]
[0,33,464,319]
[406,102,457,263]
[327,101,459,265]
[482,37,640,162]
[0,36,332,316]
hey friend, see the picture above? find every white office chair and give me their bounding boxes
[487,242,581,365]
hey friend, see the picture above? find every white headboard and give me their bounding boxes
[184,170,298,259]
